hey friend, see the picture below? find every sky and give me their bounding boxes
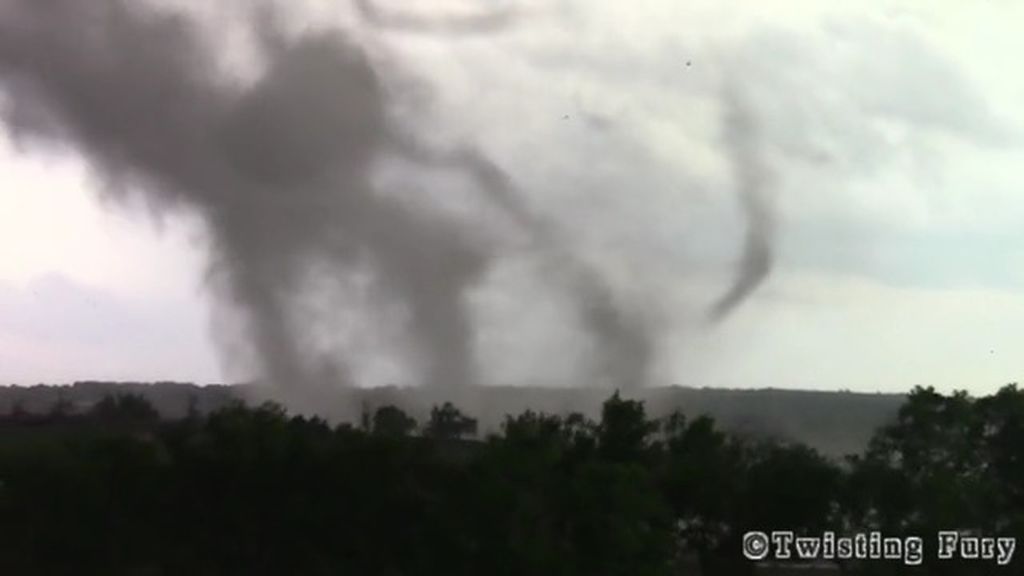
[1,0,1022,394]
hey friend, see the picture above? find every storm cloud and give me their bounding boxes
[0,0,675,402]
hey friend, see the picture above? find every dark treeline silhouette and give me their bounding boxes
[0,382,903,458]
[0,386,1021,575]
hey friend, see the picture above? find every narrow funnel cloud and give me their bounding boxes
[708,86,777,322]
[417,147,655,388]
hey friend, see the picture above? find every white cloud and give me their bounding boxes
[669,271,1024,394]
[0,273,218,384]
[0,131,210,298]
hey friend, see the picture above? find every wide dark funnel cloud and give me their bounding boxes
[0,0,657,398]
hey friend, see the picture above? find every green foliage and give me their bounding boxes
[90,393,161,425]
[843,385,1024,575]
[372,405,418,438]
[0,387,1022,575]
[424,402,478,440]
[598,391,658,463]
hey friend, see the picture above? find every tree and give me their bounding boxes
[424,402,477,440]
[741,442,841,532]
[48,393,74,419]
[974,384,1024,532]
[9,399,28,421]
[597,391,657,463]
[848,387,997,575]
[185,394,201,421]
[372,405,417,438]
[90,393,160,425]
[661,413,747,573]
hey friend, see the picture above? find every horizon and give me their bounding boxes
[0,379,949,398]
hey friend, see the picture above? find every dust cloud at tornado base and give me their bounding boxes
[0,0,775,410]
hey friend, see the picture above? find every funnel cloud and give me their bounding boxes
[709,86,777,323]
[0,0,772,401]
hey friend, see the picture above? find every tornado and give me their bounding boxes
[708,85,777,322]
[0,0,658,398]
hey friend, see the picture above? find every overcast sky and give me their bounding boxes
[2,0,1022,394]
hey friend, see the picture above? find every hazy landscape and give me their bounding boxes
[0,382,903,459]
[2,382,1022,574]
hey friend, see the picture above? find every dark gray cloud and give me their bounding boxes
[0,0,659,401]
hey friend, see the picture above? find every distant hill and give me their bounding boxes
[0,381,904,458]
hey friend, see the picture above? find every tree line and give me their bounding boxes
[0,385,1021,575]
